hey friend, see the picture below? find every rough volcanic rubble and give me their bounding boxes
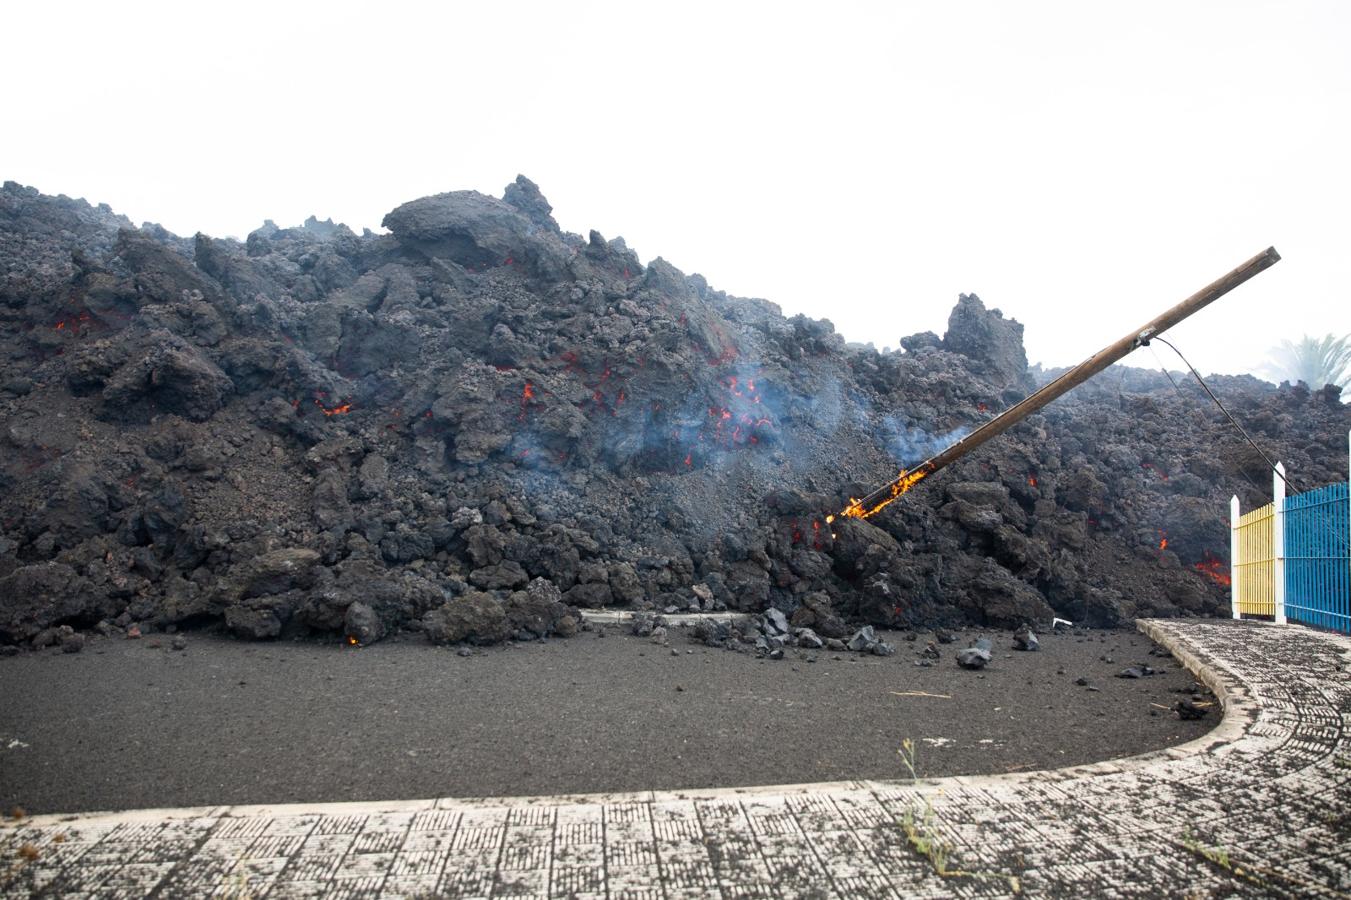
[1,177,1347,651]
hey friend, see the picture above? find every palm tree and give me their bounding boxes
[1264,333,1351,390]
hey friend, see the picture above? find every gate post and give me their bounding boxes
[1231,495,1242,619]
[1273,462,1287,625]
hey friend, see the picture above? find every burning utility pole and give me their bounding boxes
[833,247,1282,522]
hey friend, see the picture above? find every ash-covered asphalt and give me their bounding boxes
[0,626,1214,816]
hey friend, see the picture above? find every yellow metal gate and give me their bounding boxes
[1234,501,1276,617]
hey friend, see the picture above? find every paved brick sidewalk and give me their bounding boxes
[2,618,1348,898]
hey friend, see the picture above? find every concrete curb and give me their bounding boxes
[578,609,751,625]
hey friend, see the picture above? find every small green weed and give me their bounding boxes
[898,738,919,784]
[897,739,1021,893]
[902,800,951,874]
[1180,829,1265,889]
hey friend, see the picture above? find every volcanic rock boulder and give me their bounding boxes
[504,578,578,639]
[422,592,512,645]
[1013,624,1040,651]
[232,548,323,598]
[0,563,106,642]
[25,463,116,549]
[219,549,323,639]
[942,293,1031,391]
[114,228,225,308]
[100,331,235,421]
[344,601,385,645]
[382,190,571,280]
[294,567,443,635]
[956,637,993,669]
[502,175,561,233]
[951,557,1054,627]
[789,593,850,638]
[311,467,353,530]
[846,625,895,656]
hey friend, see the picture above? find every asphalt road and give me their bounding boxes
[0,624,1215,815]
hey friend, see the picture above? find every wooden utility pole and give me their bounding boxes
[836,247,1282,521]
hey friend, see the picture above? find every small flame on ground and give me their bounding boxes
[346,635,359,646]
[1159,538,1168,550]
[1028,475,1037,487]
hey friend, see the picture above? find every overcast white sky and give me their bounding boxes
[5,1,1348,376]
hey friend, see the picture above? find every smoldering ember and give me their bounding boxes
[0,176,1347,653]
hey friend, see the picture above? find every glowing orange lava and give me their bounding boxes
[519,381,535,421]
[1194,554,1231,587]
[316,400,352,416]
[53,313,90,331]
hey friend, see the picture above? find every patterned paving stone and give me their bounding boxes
[2,619,1349,898]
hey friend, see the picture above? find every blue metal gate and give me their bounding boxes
[1284,481,1350,633]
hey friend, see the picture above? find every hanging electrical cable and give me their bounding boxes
[1151,335,1291,490]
